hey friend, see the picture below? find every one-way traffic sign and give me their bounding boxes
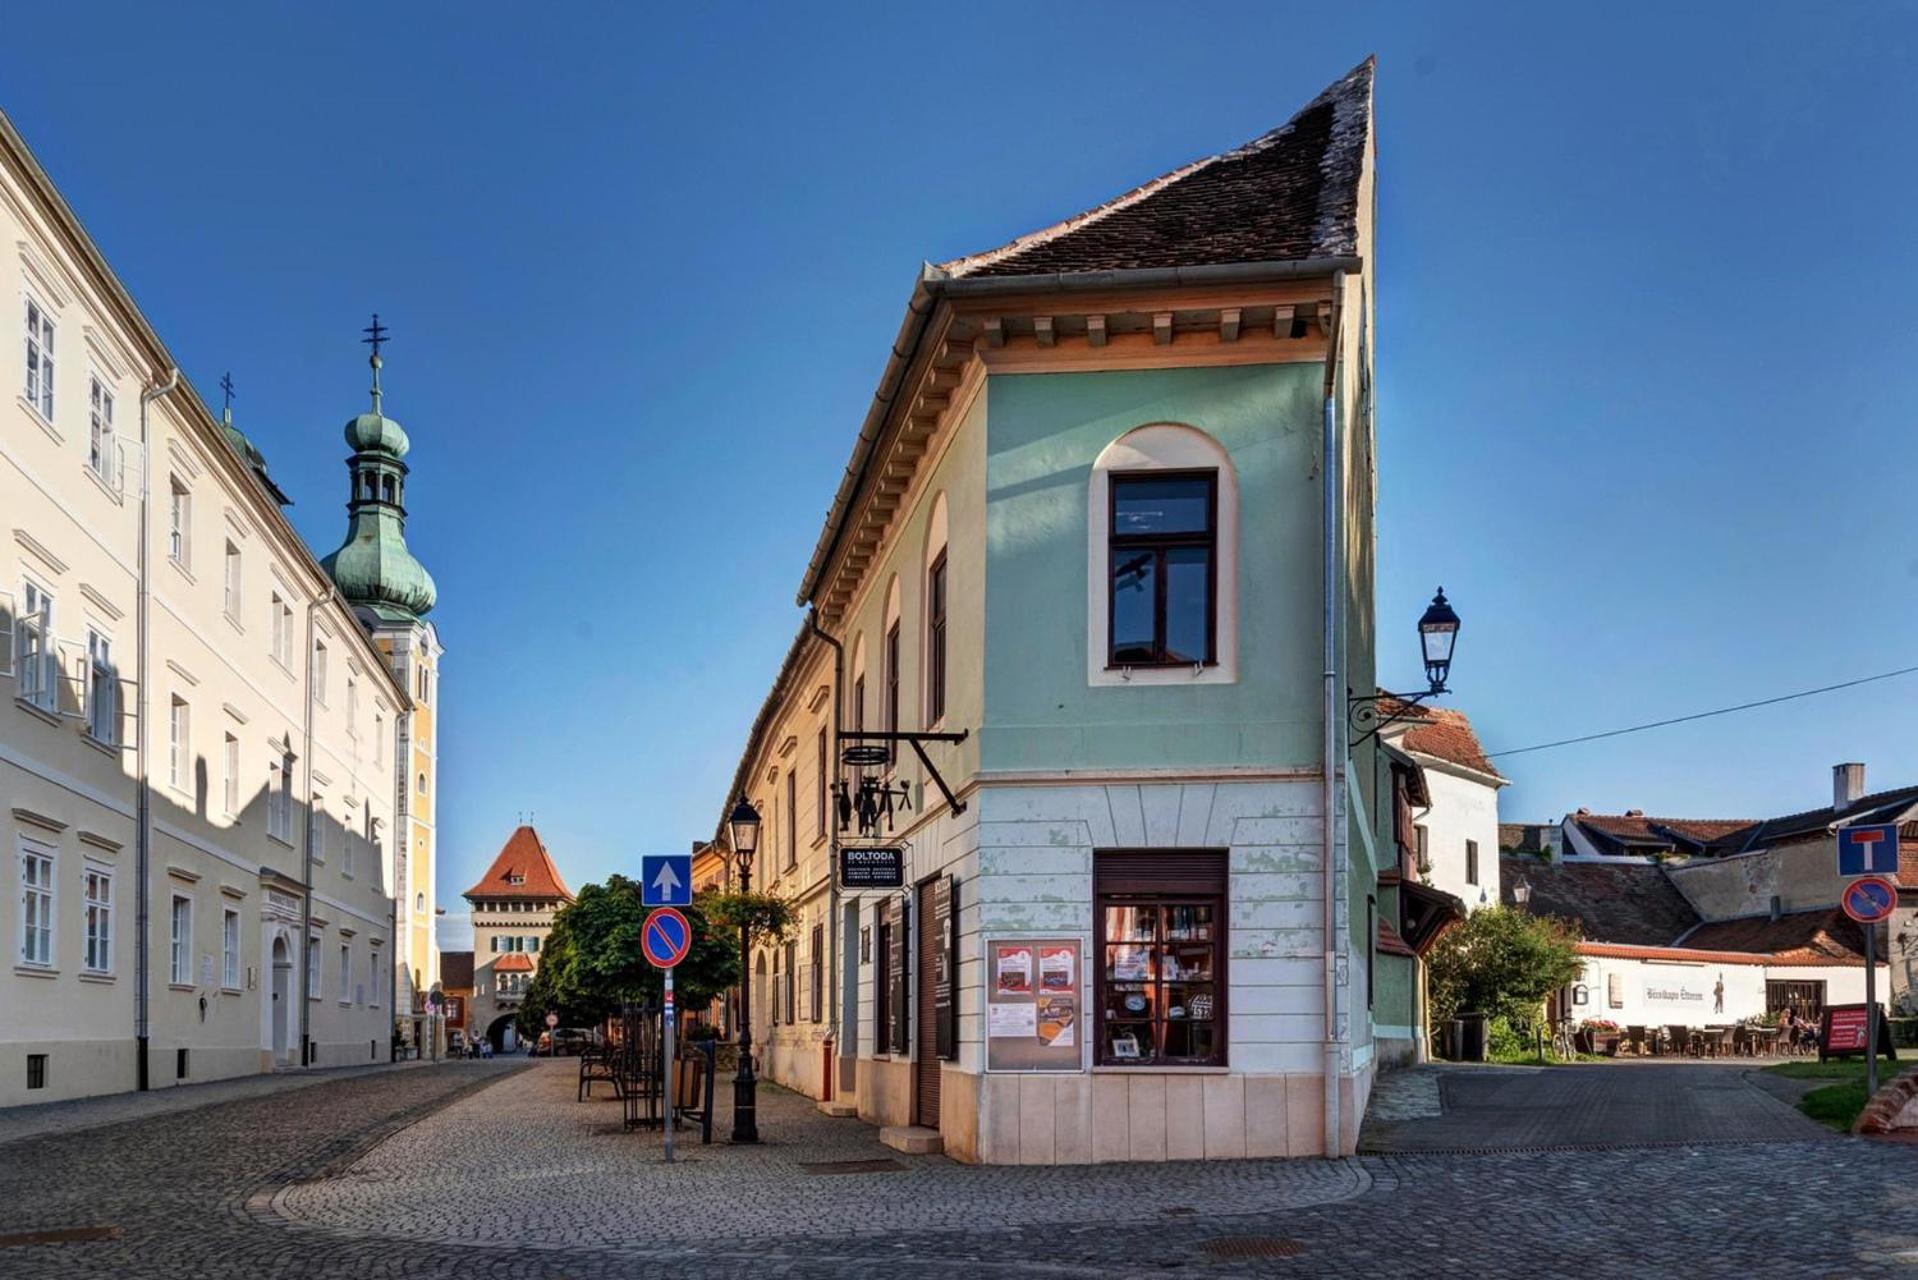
[642,853,693,906]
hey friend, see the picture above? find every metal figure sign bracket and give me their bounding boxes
[835,729,969,837]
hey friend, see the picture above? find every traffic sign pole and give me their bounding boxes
[641,906,692,1164]
[1867,922,1879,1100]
[663,967,675,1164]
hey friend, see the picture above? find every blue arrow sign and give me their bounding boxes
[642,907,692,969]
[1838,824,1899,877]
[642,853,692,906]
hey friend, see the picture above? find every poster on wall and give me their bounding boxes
[986,937,1083,1072]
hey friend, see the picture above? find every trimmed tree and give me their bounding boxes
[515,875,743,1042]
[1426,905,1583,1034]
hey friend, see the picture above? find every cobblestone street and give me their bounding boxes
[5,1059,1918,1278]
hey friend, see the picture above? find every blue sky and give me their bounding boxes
[6,6,1916,943]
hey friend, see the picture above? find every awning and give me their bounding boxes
[1399,880,1466,956]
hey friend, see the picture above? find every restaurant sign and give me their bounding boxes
[1820,1003,1897,1061]
[839,846,904,889]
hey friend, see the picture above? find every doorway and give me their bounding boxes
[914,878,940,1129]
[270,936,292,1065]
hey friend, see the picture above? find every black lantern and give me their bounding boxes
[1417,588,1460,694]
[725,795,762,1143]
[1512,877,1532,908]
[728,796,761,870]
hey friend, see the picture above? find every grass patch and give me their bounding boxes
[1799,1081,1871,1131]
[1762,1059,1879,1082]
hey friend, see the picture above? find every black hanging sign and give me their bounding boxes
[840,846,905,889]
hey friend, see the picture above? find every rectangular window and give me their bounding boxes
[816,728,828,841]
[339,944,351,1001]
[270,593,289,668]
[19,581,55,711]
[223,542,242,619]
[1607,972,1624,1010]
[222,908,240,989]
[785,770,797,871]
[24,297,54,420]
[168,479,191,568]
[26,1054,46,1090]
[852,674,867,794]
[267,752,294,842]
[1095,850,1227,1066]
[85,629,116,744]
[347,676,358,736]
[168,697,189,790]
[310,799,329,870]
[169,894,192,986]
[884,621,901,764]
[374,713,384,766]
[810,924,824,1024]
[1465,839,1480,887]
[19,839,54,967]
[873,906,892,1053]
[222,734,240,817]
[785,939,798,1023]
[1108,471,1217,667]
[88,375,116,484]
[927,550,947,724]
[83,864,111,974]
[368,950,380,1007]
[308,934,321,999]
[1414,824,1430,877]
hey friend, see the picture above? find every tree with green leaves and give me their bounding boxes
[515,875,746,1041]
[1425,905,1583,1033]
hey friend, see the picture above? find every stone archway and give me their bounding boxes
[486,1013,518,1054]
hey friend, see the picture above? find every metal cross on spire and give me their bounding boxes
[218,371,235,420]
[362,312,389,412]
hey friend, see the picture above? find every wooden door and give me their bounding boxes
[915,879,941,1129]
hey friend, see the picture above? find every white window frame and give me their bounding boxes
[368,948,381,1008]
[83,861,112,975]
[923,491,950,729]
[24,295,55,422]
[374,713,384,766]
[312,639,328,706]
[307,933,322,1000]
[222,541,242,621]
[267,749,294,843]
[346,675,358,737]
[88,374,117,488]
[222,733,240,817]
[222,907,241,990]
[338,943,351,1005]
[309,795,326,864]
[270,592,291,670]
[19,837,54,968]
[85,628,117,745]
[168,478,191,570]
[168,696,189,791]
[1086,423,1240,687]
[19,580,56,712]
[169,893,192,986]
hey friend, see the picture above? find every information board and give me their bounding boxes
[840,847,904,889]
[985,937,1084,1072]
[1820,1002,1897,1060]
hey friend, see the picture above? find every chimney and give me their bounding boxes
[1834,762,1866,810]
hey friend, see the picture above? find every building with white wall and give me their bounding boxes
[0,107,410,1105]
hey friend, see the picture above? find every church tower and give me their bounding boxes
[320,317,444,1053]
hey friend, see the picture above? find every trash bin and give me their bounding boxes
[1458,1012,1489,1062]
[1436,1019,1461,1061]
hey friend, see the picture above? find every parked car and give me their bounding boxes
[536,1027,598,1056]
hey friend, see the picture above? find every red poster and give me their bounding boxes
[1823,1005,1869,1054]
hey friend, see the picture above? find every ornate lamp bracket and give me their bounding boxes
[1348,687,1443,748]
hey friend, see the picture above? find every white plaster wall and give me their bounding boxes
[1575,953,1885,1028]
[1412,764,1501,912]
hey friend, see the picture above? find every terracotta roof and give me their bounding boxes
[1679,909,1883,966]
[938,59,1373,280]
[1498,823,1554,855]
[1568,812,1758,856]
[440,951,474,990]
[492,953,535,973]
[463,826,573,902]
[1377,915,1416,958]
[1500,856,1698,946]
[1377,698,1504,780]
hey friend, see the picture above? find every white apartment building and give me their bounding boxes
[0,109,407,1105]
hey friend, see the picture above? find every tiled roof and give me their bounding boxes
[463,826,574,902]
[440,951,474,990]
[1498,823,1554,855]
[1500,856,1699,946]
[1377,915,1416,958]
[1737,786,1918,853]
[1679,909,1883,966]
[1377,697,1504,780]
[1568,811,1759,856]
[492,953,535,973]
[938,59,1373,280]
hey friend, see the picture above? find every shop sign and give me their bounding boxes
[986,937,1083,1072]
[840,846,904,889]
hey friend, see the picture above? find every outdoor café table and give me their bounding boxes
[1625,1025,1649,1056]
[1700,1027,1730,1058]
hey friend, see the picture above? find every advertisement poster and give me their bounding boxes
[1040,946,1075,993]
[986,937,1083,1072]
[1112,946,1150,982]
[995,945,1033,995]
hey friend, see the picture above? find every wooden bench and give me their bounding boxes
[578,1047,617,1101]
[674,1039,717,1144]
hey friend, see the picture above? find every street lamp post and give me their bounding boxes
[1348,588,1463,745]
[727,795,762,1144]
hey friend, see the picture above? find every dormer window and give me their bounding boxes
[506,873,525,885]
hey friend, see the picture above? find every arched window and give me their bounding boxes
[922,493,949,726]
[381,475,396,504]
[1088,423,1239,686]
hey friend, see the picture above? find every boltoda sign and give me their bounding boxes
[840,846,905,889]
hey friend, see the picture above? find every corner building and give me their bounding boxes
[0,111,408,1103]
[716,61,1391,1161]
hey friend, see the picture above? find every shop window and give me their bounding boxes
[1095,850,1227,1066]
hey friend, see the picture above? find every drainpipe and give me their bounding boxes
[808,606,844,1097]
[1321,273,1347,1158]
[299,597,319,1067]
[135,366,179,1092]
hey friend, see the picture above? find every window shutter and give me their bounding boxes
[1094,849,1228,896]
[889,896,911,1056]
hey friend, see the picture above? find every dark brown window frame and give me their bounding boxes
[815,728,828,841]
[1093,850,1228,1068]
[874,904,892,1054]
[1465,839,1479,887]
[926,550,948,725]
[810,923,824,1024]
[884,620,901,766]
[1106,469,1219,669]
[785,770,798,871]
